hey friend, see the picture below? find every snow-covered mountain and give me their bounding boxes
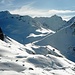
[0,11,75,75]
[0,11,52,44]
[0,35,75,75]
[34,15,66,31]
[35,17,75,62]
[0,11,66,44]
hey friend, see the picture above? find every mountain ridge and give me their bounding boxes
[0,11,66,44]
[34,14,66,31]
[35,17,75,62]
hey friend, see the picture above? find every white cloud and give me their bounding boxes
[48,10,75,21]
[10,5,75,21]
[61,16,73,21]
[48,10,75,14]
[10,5,47,17]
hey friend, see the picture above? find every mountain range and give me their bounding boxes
[0,11,66,44]
[0,11,75,75]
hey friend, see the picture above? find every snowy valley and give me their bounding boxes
[0,11,75,75]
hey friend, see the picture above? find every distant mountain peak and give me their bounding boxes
[34,15,66,31]
[50,14,63,20]
[0,10,10,14]
[0,10,11,18]
[51,14,59,17]
[69,16,75,22]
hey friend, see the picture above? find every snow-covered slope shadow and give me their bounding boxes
[0,11,53,44]
[35,18,75,62]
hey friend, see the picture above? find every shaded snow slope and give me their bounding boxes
[0,36,75,75]
[0,11,66,44]
[35,17,75,62]
[34,15,66,31]
[0,11,53,44]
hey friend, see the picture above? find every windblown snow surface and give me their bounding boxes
[0,36,75,75]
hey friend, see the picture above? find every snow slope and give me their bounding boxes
[0,11,54,44]
[0,11,75,75]
[35,17,75,62]
[0,11,67,44]
[0,36,75,75]
[34,15,66,31]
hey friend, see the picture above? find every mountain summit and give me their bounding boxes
[0,11,11,18]
[34,15,66,31]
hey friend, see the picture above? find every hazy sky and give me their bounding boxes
[0,0,75,20]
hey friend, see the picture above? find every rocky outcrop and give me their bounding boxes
[0,27,4,40]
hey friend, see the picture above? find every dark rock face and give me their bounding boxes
[0,27,4,40]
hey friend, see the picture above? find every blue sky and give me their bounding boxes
[0,0,75,20]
